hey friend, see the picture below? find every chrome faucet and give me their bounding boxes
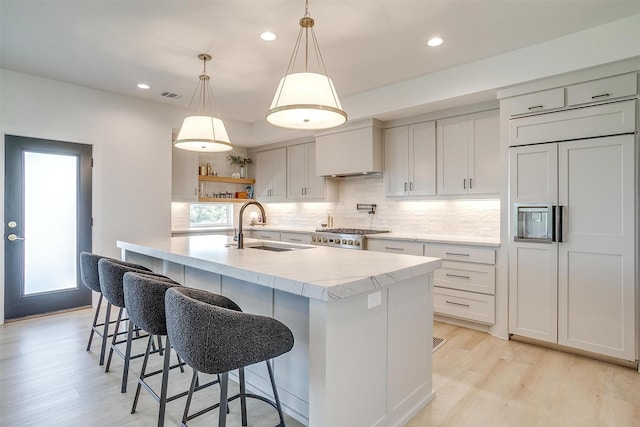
[237,200,266,249]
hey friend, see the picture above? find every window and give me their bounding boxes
[189,203,232,228]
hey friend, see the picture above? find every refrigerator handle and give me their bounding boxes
[556,205,564,243]
[552,206,557,242]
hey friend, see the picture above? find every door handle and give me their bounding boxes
[7,234,25,241]
[556,205,564,243]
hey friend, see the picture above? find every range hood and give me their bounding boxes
[315,119,383,177]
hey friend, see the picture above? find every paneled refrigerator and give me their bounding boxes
[508,101,637,361]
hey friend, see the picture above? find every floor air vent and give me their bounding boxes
[433,337,447,353]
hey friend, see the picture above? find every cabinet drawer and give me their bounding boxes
[366,239,424,256]
[508,87,565,116]
[252,230,280,240]
[567,73,637,106]
[280,232,311,244]
[435,261,495,294]
[509,99,636,147]
[434,287,495,324]
[425,245,495,265]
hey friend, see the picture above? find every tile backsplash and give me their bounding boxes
[173,175,500,239]
[263,175,500,238]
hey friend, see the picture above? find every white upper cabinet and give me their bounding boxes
[171,145,198,201]
[254,147,287,201]
[287,142,336,201]
[437,110,499,195]
[384,121,436,196]
[566,73,637,106]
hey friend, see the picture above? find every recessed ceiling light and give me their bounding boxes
[427,37,444,47]
[137,83,150,89]
[260,31,277,41]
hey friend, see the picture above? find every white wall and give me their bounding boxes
[0,69,188,323]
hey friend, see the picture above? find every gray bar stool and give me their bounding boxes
[98,258,173,393]
[79,252,151,365]
[124,273,243,426]
[165,287,294,427]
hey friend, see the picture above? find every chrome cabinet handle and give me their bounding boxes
[469,178,473,189]
[591,93,610,99]
[288,238,302,242]
[409,182,414,191]
[463,179,466,189]
[446,273,470,279]
[385,246,405,251]
[445,300,470,308]
[404,182,408,191]
[445,252,470,257]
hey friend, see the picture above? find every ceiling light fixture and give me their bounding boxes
[265,0,347,130]
[174,53,232,152]
[260,31,277,41]
[427,37,444,47]
[137,83,150,89]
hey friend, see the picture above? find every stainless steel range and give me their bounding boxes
[311,228,389,250]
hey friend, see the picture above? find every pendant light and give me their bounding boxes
[265,0,347,130]
[175,53,233,152]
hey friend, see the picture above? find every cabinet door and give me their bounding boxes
[508,143,558,343]
[171,146,198,201]
[287,144,307,199]
[254,150,272,199]
[469,110,499,194]
[437,115,469,195]
[409,122,436,196]
[383,127,409,196]
[269,147,287,200]
[304,143,326,199]
[557,135,635,360]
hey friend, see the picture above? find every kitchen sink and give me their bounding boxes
[244,242,313,252]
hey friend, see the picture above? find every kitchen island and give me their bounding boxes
[117,235,441,427]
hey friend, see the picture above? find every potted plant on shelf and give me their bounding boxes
[227,154,253,178]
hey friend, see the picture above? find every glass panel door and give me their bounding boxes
[4,135,92,319]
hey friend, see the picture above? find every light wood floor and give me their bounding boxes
[1,308,638,426]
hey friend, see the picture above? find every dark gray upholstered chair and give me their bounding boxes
[98,258,176,393]
[124,272,191,427]
[79,252,151,365]
[165,287,294,427]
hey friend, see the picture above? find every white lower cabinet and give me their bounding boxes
[280,232,312,244]
[366,239,424,256]
[426,245,496,324]
[249,230,281,241]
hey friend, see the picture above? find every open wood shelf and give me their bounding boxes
[198,175,255,184]
[198,197,254,203]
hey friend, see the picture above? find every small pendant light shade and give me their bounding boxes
[265,0,347,130]
[175,116,232,152]
[175,53,233,152]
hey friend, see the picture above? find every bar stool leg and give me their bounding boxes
[121,321,136,393]
[105,307,124,372]
[158,335,172,427]
[239,368,248,426]
[218,373,229,427]
[131,335,153,414]
[266,360,286,427]
[99,301,112,365]
[87,293,103,351]
[181,369,199,426]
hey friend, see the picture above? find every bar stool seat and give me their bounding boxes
[79,252,151,365]
[165,287,294,427]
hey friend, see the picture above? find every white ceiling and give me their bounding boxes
[2,1,639,128]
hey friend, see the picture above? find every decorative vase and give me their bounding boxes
[240,166,246,178]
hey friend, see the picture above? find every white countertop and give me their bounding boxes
[117,235,441,302]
